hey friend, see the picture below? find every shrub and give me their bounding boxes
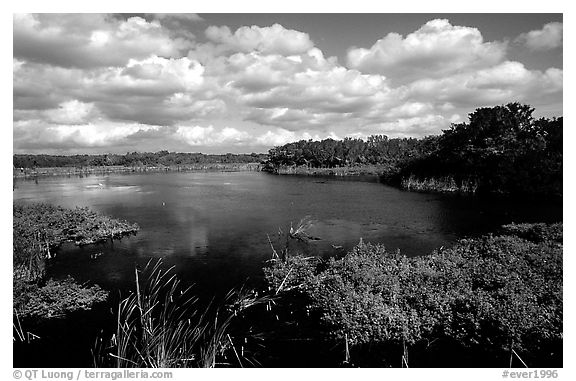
[264,223,562,365]
[501,222,562,243]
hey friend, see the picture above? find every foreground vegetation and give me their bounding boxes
[264,222,562,367]
[13,203,139,319]
[94,260,270,368]
[264,103,562,198]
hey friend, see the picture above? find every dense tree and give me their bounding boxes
[264,135,426,170]
[264,103,562,197]
[398,103,562,196]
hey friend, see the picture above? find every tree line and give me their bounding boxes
[13,151,268,169]
[264,135,427,170]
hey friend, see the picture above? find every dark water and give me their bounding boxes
[13,171,562,366]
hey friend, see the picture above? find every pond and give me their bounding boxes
[13,171,562,366]
[13,170,562,294]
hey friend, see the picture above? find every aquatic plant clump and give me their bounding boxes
[13,277,108,319]
[13,202,139,281]
[13,202,139,248]
[13,202,139,320]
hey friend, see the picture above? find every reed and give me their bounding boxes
[14,163,262,179]
[401,175,479,194]
[95,260,269,368]
[13,309,40,343]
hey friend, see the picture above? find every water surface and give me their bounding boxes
[14,171,562,294]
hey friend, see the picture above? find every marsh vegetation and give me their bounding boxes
[13,203,138,326]
[264,222,563,367]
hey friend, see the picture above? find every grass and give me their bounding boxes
[401,175,479,194]
[13,310,40,344]
[14,163,262,179]
[94,260,271,368]
[266,164,393,177]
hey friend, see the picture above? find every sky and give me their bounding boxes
[12,13,563,155]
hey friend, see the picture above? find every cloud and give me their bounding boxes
[14,14,192,69]
[385,102,434,119]
[347,19,506,84]
[14,56,212,126]
[175,126,251,146]
[149,13,204,23]
[516,22,563,51]
[13,119,164,150]
[43,100,98,125]
[13,15,563,154]
[146,13,203,40]
[120,55,205,91]
[255,128,322,146]
[406,61,562,108]
[205,24,314,55]
[212,49,394,131]
[14,62,89,111]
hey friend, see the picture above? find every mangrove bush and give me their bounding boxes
[264,223,562,367]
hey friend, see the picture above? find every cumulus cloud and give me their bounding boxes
[516,22,563,51]
[386,102,434,119]
[120,55,205,91]
[13,119,164,149]
[43,100,98,125]
[14,55,212,126]
[406,61,562,108]
[175,126,251,146]
[255,128,323,146]
[347,19,506,84]
[371,114,454,137]
[205,24,314,55]
[12,15,563,154]
[14,14,192,68]
[209,49,394,131]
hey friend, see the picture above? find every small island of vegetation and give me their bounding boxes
[13,203,139,320]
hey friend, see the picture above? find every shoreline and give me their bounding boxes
[13,162,263,179]
[262,164,393,177]
[262,164,563,201]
